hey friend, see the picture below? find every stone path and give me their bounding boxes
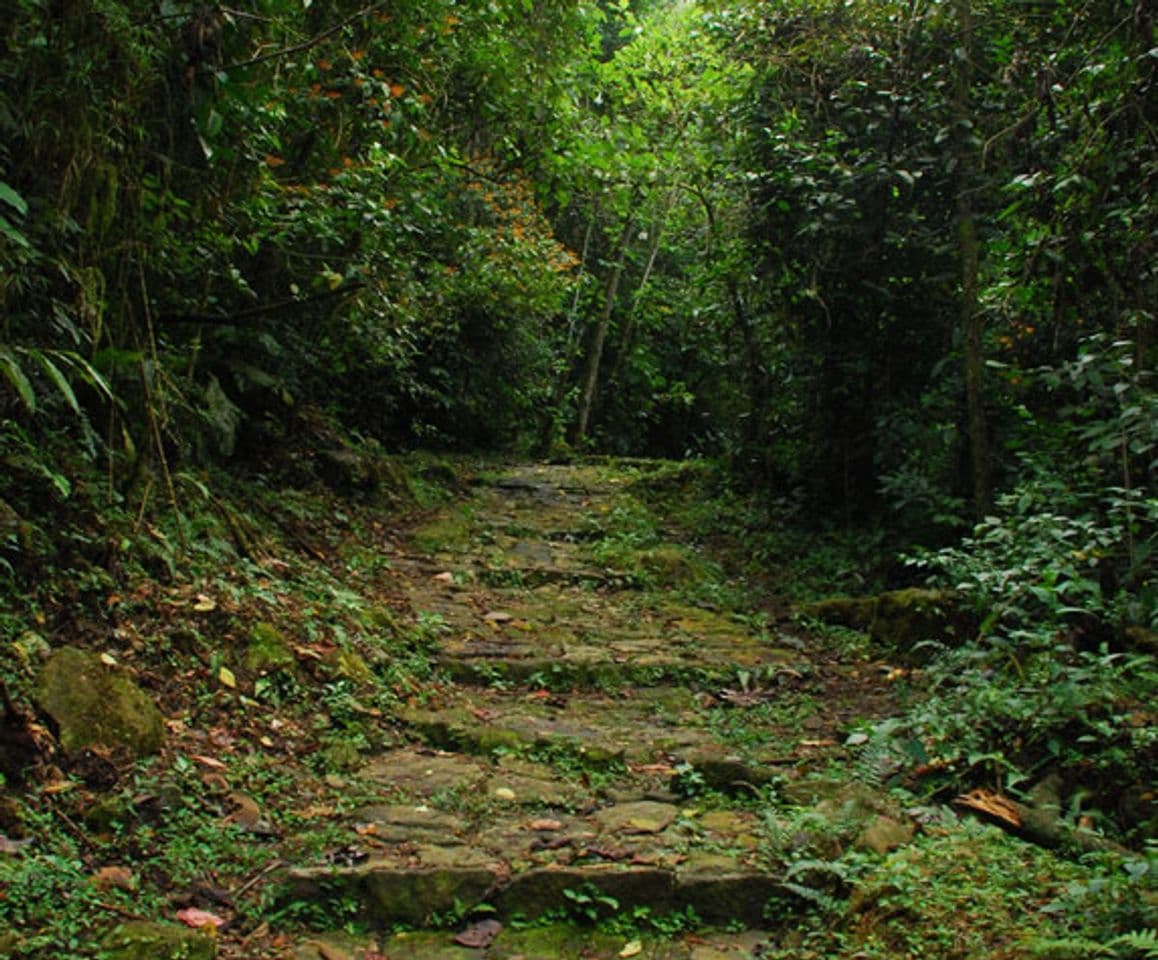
[289,464,897,959]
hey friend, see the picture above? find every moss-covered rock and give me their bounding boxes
[869,588,975,660]
[245,621,295,674]
[320,647,375,686]
[34,646,164,757]
[797,596,876,630]
[102,921,216,960]
[800,589,975,661]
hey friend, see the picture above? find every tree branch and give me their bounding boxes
[219,1,392,73]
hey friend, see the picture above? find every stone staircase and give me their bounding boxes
[286,464,877,959]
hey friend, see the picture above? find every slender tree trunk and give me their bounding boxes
[954,0,991,517]
[574,214,636,444]
[608,191,676,386]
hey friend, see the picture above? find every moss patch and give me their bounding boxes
[102,922,215,960]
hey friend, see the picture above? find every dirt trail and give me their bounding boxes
[289,463,899,959]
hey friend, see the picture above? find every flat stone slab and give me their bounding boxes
[395,687,794,791]
[285,855,778,927]
[297,926,771,960]
[359,747,593,809]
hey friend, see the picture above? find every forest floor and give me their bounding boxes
[0,459,1142,959]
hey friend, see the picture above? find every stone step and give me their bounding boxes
[285,856,778,929]
[394,579,799,689]
[293,925,770,960]
[394,688,790,792]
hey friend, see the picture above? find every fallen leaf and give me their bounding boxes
[218,666,237,689]
[799,738,836,748]
[954,788,1022,829]
[295,804,336,819]
[90,865,136,892]
[527,818,563,831]
[225,792,262,827]
[483,611,514,623]
[190,754,228,770]
[99,652,118,666]
[454,919,502,948]
[620,941,643,958]
[845,732,870,746]
[192,595,217,612]
[493,786,517,801]
[0,835,34,854]
[433,571,455,583]
[176,906,225,929]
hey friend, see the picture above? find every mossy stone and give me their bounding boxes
[84,794,131,831]
[35,646,164,757]
[102,921,216,960]
[636,545,709,587]
[246,622,295,673]
[797,596,877,630]
[321,647,375,686]
[870,588,975,660]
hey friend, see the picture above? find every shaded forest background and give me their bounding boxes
[1,2,1154,676]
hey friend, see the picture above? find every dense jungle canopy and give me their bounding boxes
[0,0,1156,956]
[1,0,1154,519]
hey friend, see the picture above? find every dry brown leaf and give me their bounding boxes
[527,818,563,831]
[954,788,1023,828]
[176,906,226,929]
[453,919,502,948]
[224,792,263,829]
[0,835,34,854]
[90,865,136,892]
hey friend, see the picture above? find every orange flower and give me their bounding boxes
[315,59,332,71]
[265,154,285,167]
[389,83,405,98]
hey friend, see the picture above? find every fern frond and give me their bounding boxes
[1109,929,1158,959]
[1025,936,1112,958]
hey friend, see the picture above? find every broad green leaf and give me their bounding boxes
[0,349,36,412]
[31,351,80,414]
[0,181,28,215]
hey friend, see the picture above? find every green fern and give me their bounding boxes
[1028,929,1158,959]
[1110,929,1158,959]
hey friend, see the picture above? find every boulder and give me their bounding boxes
[34,646,164,757]
[869,588,976,660]
[797,596,876,631]
[799,589,977,662]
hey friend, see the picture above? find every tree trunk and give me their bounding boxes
[574,214,636,445]
[954,0,991,517]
